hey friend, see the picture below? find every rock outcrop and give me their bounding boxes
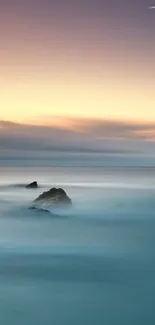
[29,187,72,211]
[26,181,38,189]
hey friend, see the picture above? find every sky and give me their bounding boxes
[0,0,155,165]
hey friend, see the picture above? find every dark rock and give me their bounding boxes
[28,206,50,213]
[29,187,72,211]
[26,181,38,189]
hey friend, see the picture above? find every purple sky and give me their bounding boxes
[0,0,155,165]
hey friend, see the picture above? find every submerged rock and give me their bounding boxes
[29,187,72,211]
[26,181,38,189]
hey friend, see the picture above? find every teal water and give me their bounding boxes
[0,167,155,325]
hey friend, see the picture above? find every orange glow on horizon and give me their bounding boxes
[0,4,155,124]
[0,71,155,124]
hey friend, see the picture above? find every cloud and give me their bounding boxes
[0,117,155,163]
[50,117,155,141]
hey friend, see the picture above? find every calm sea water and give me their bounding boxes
[0,166,155,325]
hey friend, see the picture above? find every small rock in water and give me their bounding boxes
[26,181,38,189]
[29,187,72,211]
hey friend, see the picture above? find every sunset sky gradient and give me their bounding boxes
[0,0,155,122]
[0,0,155,165]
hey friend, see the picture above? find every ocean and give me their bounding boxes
[0,166,155,325]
